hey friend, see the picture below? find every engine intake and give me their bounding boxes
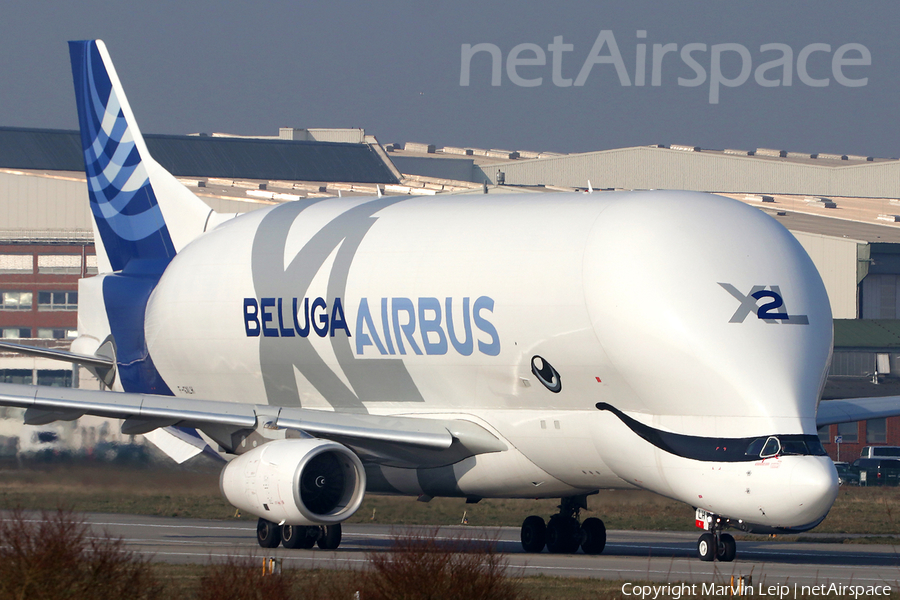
[220,438,366,525]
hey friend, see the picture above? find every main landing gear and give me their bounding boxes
[256,518,342,550]
[520,496,606,555]
[695,511,736,562]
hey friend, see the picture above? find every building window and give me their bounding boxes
[0,369,32,384]
[37,291,77,311]
[866,417,887,444]
[837,421,859,443]
[1,328,30,339]
[0,255,32,274]
[36,328,77,340]
[818,425,831,444]
[86,254,98,275]
[36,369,73,388]
[38,254,81,275]
[1,291,32,310]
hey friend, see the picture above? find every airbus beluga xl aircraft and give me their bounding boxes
[0,40,890,562]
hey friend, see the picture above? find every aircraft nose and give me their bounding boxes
[788,456,839,525]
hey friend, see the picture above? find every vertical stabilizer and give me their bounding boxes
[68,40,210,273]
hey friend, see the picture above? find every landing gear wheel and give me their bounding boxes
[580,517,606,555]
[697,532,715,562]
[317,524,342,550]
[718,533,736,562]
[281,524,303,549]
[299,526,318,549]
[546,515,581,554]
[520,515,546,553]
[282,524,317,550]
[257,518,281,548]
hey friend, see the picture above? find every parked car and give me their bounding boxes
[851,458,900,486]
[833,461,860,486]
[859,446,900,459]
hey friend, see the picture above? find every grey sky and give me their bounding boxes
[0,1,897,157]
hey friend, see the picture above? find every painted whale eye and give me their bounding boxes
[531,355,561,393]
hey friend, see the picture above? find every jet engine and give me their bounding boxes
[220,438,366,525]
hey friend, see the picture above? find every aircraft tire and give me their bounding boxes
[257,518,281,549]
[317,524,342,550]
[580,517,606,555]
[299,526,319,549]
[281,524,316,549]
[281,525,316,550]
[520,515,547,553]
[280,524,301,549]
[546,515,581,554]
[718,533,736,562]
[697,532,715,562]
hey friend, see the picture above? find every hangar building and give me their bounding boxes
[1,126,900,462]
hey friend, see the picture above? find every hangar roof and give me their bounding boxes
[0,127,398,185]
[4,126,900,246]
[757,207,900,244]
[834,319,900,349]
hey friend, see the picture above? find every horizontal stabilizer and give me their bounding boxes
[0,340,114,368]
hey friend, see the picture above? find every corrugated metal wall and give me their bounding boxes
[792,231,861,319]
[861,274,900,319]
[829,351,900,378]
[0,171,275,237]
[830,351,877,377]
[0,172,91,236]
[481,147,900,199]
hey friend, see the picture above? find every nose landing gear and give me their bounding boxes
[520,495,606,555]
[696,510,736,562]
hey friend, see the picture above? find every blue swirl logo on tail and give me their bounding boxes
[69,40,175,273]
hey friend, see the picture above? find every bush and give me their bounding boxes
[196,531,524,600]
[196,556,358,600]
[0,509,526,600]
[0,508,161,600]
[196,556,299,600]
[360,529,524,600]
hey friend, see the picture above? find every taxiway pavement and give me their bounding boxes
[71,514,900,587]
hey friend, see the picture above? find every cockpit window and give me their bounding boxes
[745,438,765,456]
[805,438,828,456]
[760,436,781,458]
[780,440,809,455]
[744,436,829,459]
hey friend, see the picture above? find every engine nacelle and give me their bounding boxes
[219,438,366,525]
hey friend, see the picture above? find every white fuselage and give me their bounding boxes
[89,190,838,529]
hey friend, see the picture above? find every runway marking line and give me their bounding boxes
[129,550,898,584]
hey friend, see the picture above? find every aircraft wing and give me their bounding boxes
[0,383,505,468]
[817,396,900,426]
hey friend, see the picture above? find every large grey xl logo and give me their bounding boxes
[251,198,425,412]
[718,283,809,325]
